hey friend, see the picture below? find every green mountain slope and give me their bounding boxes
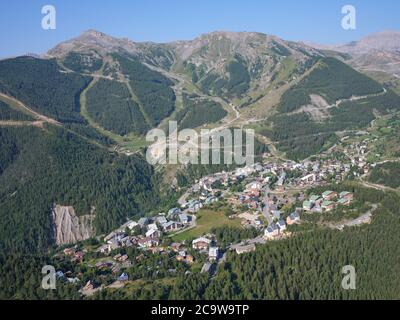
[260,57,400,160]
[0,57,91,123]
[0,125,158,254]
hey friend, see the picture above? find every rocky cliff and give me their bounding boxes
[52,205,95,245]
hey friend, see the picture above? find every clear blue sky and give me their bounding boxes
[0,0,399,58]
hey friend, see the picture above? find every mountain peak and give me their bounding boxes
[46,29,139,58]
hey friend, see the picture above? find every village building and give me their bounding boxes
[277,219,287,232]
[178,213,190,224]
[286,212,301,225]
[192,237,211,250]
[209,247,219,261]
[339,191,354,201]
[162,221,182,232]
[168,208,181,218]
[145,228,161,239]
[156,216,168,225]
[322,200,336,211]
[337,197,351,206]
[138,217,150,228]
[303,200,314,211]
[138,237,159,248]
[205,196,219,205]
[322,191,338,201]
[264,224,280,239]
[147,223,158,231]
[235,244,256,255]
[118,273,129,282]
[187,200,203,213]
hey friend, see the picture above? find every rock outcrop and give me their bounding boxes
[52,205,95,245]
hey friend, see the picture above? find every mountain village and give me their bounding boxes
[54,132,378,296]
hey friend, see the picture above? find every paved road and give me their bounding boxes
[329,204,378,231]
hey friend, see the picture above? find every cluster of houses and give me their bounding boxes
[58,136,373,293]
[303,191,354,212]
[192,236,220,262]
[97,210,194,254]
[264,211,301,240]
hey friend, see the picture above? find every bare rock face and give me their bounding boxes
[52,205,95,245]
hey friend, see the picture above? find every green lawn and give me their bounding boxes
[171,210,241,241]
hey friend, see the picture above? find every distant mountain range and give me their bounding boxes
[307,30,400,74]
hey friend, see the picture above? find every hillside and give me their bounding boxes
[0,125,159,253]
[258,57,400,160]
[1,29,400,253]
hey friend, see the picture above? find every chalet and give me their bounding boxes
[286,212,301,225]
[339,191,353,201]
[176,255,185,262]
[168,208,181,218]
[178,213,190,224]
[138,217,149,228]
[303,200,313,211]
[73,251,85,262]
[138,237,159,248]
[125,221,137,230]
[170,242,183,252]
[192,237,211,250]
[337,197,351,206]
[156,216,168,225]
[178,250,186,257]
[147,223,158,231]
[120,236,133,247]
[264,224,280,239]
[277,219,287,232]
[118,254,128,262]
[322,191,338,201]
[63,248,76,256]
[322,200,336,211]
[162,221,182,232]
[118,273,129,282]
[246,181,263,192]
[209,247,219,261]
[188,200,203,213]
[145,228,161,239]
[205,196,219,205]
[310,195,321,203]
[235,244,256,255]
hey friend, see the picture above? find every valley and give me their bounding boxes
[1,28,400,300]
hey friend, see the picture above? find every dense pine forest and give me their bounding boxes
[86,78,149,135]
[0,100,34,121]
[368,162,400,188]
[0,57,91,123]
[115,54,176,127]
[277,57,383,113]
[0,125,159,253]
[176,93,227,129]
